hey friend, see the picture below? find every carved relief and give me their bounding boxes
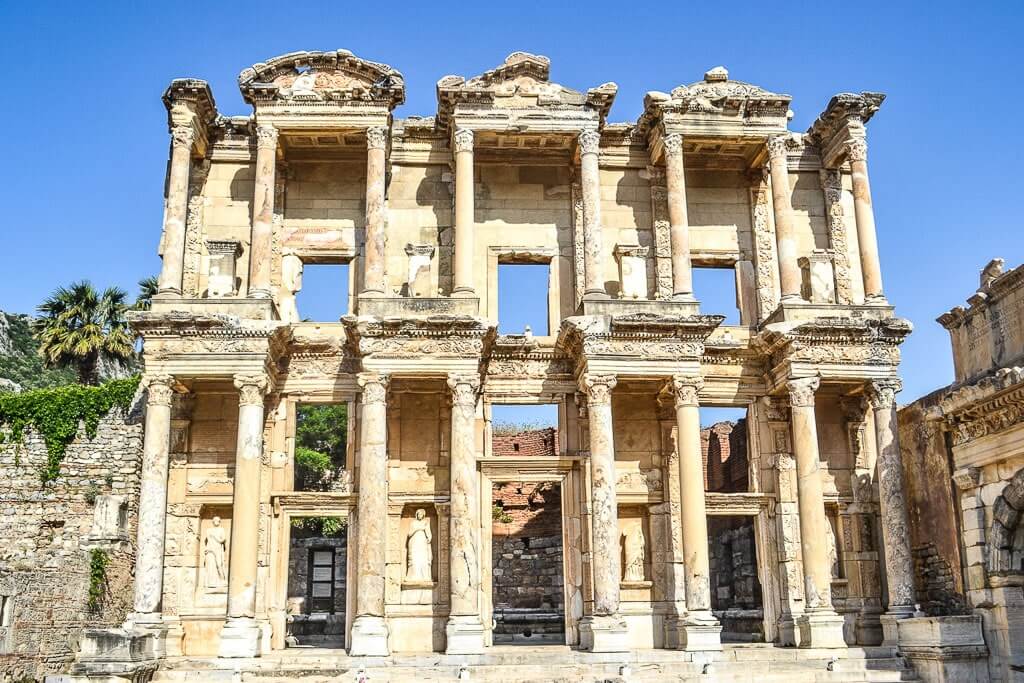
[749,172,779,320]
[819,169,854,305]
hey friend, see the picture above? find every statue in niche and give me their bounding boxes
[405,509,433,583]
[203,516,227,591]
[623,523,646,582]
[279,252,304,324]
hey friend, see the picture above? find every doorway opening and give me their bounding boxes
[286,516,348,648]
[701,406,749,493]
[491,480,565,644]
[693,266,741,325]
[293,402,349,492]
[708,514,764,642]
[497,263,550,335]
[294,262,350,322]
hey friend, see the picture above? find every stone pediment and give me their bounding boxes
[239,49,405,109]
[805,91,885,145]
[436,52,617,128]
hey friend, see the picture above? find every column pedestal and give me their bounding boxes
[445,615,487,655]
[579,615,629,652]
[218,617,261,658]
[349,616,390,657]
[797,612,848,649]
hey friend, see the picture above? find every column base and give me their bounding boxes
[349,615,390,656]
[218,617,261,658]
[880,606,915,646]
[451,287,477,298]
[578,614,629,653]
[445,615,486,654]
[582,290,612,301]
[671,292,697,303]
[69,622,165,679]
[678,611,722,651]
[777,613,800,647]
[797,611,848,649]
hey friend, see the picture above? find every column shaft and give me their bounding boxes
[583,374,620,614]
[132,375,175,618]
[452,128,475,296]
[579,130,606,298]
[156,127,194,295]
[848,140,885,300]
[663,134,693,299]
[248,126,278,298]
[767,136,801,301]
[363,127,387,295]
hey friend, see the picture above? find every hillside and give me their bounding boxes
[0,311,77,391]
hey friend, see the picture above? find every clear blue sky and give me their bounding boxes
[2,1,1022,416]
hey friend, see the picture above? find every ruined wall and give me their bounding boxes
[702,419,748,493]
[0,409,143,680]
[492,428,557,458]
[286,528,347,645]
[491,482,563,612]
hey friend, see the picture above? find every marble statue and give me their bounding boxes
[405,508,433,583]
[623,524,645,582]
[203,516,227,590]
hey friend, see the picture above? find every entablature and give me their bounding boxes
[806,91,885,168]
[163,78,218,156]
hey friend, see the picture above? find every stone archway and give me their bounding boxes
[987,467,1024,579]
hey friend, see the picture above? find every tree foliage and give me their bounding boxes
[135,276,159,311]
[295,403,347,464]
[0,313,76,391]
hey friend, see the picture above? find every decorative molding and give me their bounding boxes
[453,128,474,153]
[671,375,703,408]
[749,170,778,319]
[578,129,601,155]
[580,373,617,405]
[846,138,868,162]
[766,134,790,160]
[865,378,902,411]
[819,169,854,305]
[447,374,480,406]
[255,125,279,150]
[170,125,195,151]
[233,374,269,406]
[357,373,390,404]
[366,126,388,150]
[144,375,176,407]
[662,133,683,157]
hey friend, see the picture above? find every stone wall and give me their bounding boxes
[0,407,143,681]
[491,428,557,458]
[702,419,748,493]
[708,515,764,641]
[286,527,347,646]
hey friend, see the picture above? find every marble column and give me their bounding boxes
[452,128,476,297]
[786,377,846,648]
[445,374,486,654]
[248,125,278,299]
[219,374,269,658]
[767,135,802,302]
[663,133,694,300]
[579,130,608,300]
[130,375,175,623]
[362,126,388,295]
[866,378,915,644]
[847,139,885,302]
[672,376,722,650]
[579,373,627,652]
[350,373,391,656]
[156,126,194,296]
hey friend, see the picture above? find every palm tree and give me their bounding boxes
[32,281,135,385]
[135,276,158,311]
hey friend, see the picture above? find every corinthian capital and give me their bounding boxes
[671,375,703,408]
[579,373,617,405]
[766,134,791,160]
[447,373,480,406]
[453,128,474,153]
[865,378,902,410]
[255,125,279,150]
[357,372,390,405]
[663,133,684,158]
[786,377,820,408]
[233,374,269,406]
[578,129,601,156]
[170,125,195,151]
[366,126,388,151]
[846,138,868,162]
[144,374,176,407]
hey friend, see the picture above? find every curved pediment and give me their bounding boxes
[239,49,405,109]
[645,66,791,118]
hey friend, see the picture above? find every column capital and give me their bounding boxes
[839,394,870,422]
[846,138,868,162]
[144,374,176,407]
[662,132,684,157]
[453,127,474,153]
[357,372,391,404]
[366,126,388,151]
[670,375,703,408]
[786,377,820,408]
[255,124,279,150]
[233,374,269,406]
[865,378,902,410]
[766,134,791,160]
[579,373,617,405]
[447,373,480,406]
[578,129,601,156]
[170,125,195,151]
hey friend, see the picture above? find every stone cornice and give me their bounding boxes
[342,314,497,360]
[758,316,912,371]
[805,91,885,167]
[556,313,723,361]
[163,78,218,155]
[938,259,1024,330]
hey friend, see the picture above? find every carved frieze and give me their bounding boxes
[819,169,854,305]
[760,316,911,371]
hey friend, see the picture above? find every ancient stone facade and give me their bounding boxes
[62,49,930,680]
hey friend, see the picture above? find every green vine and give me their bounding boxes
[0,376,140,483]
[291,516,347,537]
[492,504,513,524]
[87,548,109,612]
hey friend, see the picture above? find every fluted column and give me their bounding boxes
[350,372,391,656]
[663,134,694,300]
[672,376,722,650]
[130,375,175,623]
[767,135,802,302]
[362,127,388,295]
[156,127,194,295]
[579,130,607,299]
[579,374,627,651]
[452,128,475,296]
[445,374,485,654]
[866,379,915,643]
[219,374,269,658]
[248,125,278,299]
[786,377,846,648]
[847,139,885,302]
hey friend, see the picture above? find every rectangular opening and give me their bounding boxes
[701,406,749,493]
[707,515,764,642]
[491,404,559,456]
[498,263,550,335]
[693,266,740,325]
[294,403,348,492]
[295,263,349,322]
[287,516,348,647]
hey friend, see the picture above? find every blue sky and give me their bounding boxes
[2,1,1022,426]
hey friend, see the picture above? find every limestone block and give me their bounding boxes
[798,249,836,304]
[88,495,128,542]
[614,245,648,300]
[205,240,241,297]
[405,244,435,297]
